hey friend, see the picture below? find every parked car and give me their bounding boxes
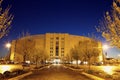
[22,62,30,67]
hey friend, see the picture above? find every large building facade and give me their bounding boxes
[10,33,103,63]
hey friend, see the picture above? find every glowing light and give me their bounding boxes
[0,65,11,74]
[118,54,120,57]
[102,66,115,75]
[72,61,76,64]
[101,62,103,64]
[5,43,11,48]
[83,61,88,64]
[0,65,23,74]
[25,61,30,64]
[53,59,61,65]
[47,66,50,68]
[102,44,109,50]
[72,60,81,64]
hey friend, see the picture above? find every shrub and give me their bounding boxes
[105,74,112,78]
[3,71,11,78]
[87,70,93,74]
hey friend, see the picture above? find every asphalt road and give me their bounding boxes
[21,64,92,80]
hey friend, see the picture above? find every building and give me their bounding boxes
[10,33,103,63]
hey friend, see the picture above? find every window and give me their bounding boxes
[56,37,59,41]
[50,41,53,43]
[50,53,53,56]
[50,47,53,50]
[61,53,64,56]
[61,51,64,53]
[61,48,64,50]
[56,46,59,56]
[50,38,54,40]
[61,38,64,40]
[50,51,53,53]
[56,41,59,46]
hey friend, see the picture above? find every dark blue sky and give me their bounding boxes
[9,0,112,37]
[1,0,119,58]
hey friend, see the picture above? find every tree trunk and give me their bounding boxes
[35,56,38,68]
[88,58,91,70]
[77,59,79,68]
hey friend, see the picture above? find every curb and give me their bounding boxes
[8,71,32,80]
[81,72,105,80]
[31,65,50,70]
[8,65,49,80]
[64,65,105,80]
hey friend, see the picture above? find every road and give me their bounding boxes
[21,64,92,80]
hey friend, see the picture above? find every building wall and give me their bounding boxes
[10,33,103,62]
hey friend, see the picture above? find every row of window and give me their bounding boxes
[50,37,65,40]
[50,43,64,46]
[50,48,64,50]
[50,53,64,56]
[50,51,64,53]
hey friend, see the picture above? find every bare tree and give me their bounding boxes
[66,53,72,64]
[31,48,44,67]
[16,32,35,62]
[71,39,100,70]
[81,40,99,70]
[70,44,83,67]
[96,0,120,48]
[0,0,13,38]
[31,47,49,67]
[42,50,49,64]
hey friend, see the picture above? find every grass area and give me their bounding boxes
[66,64,120,80]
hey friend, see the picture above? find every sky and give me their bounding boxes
[0,0,120,58]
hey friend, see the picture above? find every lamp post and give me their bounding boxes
[5,42,11,57]
[5,42,11,62]
[118,54,120,64]
[102,44,109,65]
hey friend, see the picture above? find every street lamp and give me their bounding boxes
[102,44,109,64]
[118,54,120,57]
[102,44,109,58]
[5,42,11,50]
[102,45,109,50]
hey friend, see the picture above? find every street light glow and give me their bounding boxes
[102,44,109,50]
[5,42,11,49]
[102,66,115,75]
[118,54,120,57]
